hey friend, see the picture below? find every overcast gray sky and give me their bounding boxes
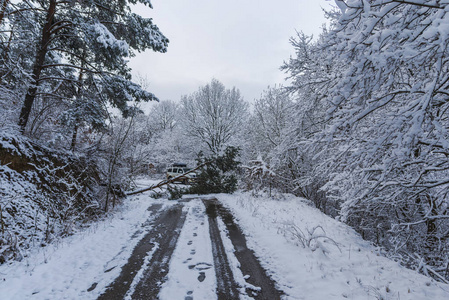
[130,0,333,109]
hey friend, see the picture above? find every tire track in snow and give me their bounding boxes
[203,199,240,299]
[97,203,186,300]
[203,198,282,300]
[158,199,216,300]
[130,204,187,299]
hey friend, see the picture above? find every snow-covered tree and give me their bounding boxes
[181,79,249,155]
[244,86,301,194]
[7,0,168,137]
[284,0,449,280]
[0,1,36,132]
[148,100,179,131]
[99,111,143,211]
[281,30,341,212]
[249,86,293,156]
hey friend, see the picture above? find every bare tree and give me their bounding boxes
[149,100,179,131]
[181,79,248,154]
[251,86,293,154]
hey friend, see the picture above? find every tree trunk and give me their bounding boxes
[71,71,84,151]
[71,123,78,151]
[18,0,56,133]
[0,0,10,26]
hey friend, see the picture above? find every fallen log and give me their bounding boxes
[126,162,208,196]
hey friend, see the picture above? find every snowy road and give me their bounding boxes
[98,203,187,299]
[202,198,281,299]
[1,178,449,299]
[96,197,281,300]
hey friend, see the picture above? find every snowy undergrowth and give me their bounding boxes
[0,179,168,300]
[216,192,449,300]
[0,132,102,262]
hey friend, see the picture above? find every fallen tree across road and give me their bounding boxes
[126,163,207,196]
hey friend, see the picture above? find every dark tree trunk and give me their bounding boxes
[71,123,78,151]
[0,0,10,26]
[18,0,56,133]
[71,71,84,151]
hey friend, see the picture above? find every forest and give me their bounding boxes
[1,0,448,286]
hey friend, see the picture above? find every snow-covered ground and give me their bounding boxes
[1,177,448,299]
[216,192,449,300]
[0,179,168,300]
[159,199,216,300]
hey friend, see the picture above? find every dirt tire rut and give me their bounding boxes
[203,198,283,300]
[97,204,186,300]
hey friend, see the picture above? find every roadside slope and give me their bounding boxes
[217,192,449,300]
[0,179,168,300]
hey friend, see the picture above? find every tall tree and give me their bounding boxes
[181,79,248,154]
[12,0,168,134]
[251,86,293,154]
[245,86,301,194]
[148,100,179,131]
[0,1,37,131]
[284,0,449,281]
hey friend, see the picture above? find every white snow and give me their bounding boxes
[159,199,216,300]
[0,179,169,300]
[92,22,129,55]
[216,217,259,299]
[216,192,449,300]
[1,178,448,299]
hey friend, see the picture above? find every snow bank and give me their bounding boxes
[217,192,449,300]
[0,179,168,300]
[0,132,103,263]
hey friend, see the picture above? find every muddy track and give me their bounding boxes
[97,203,186,300]
[203,198,283,300]
[203,199,240,299]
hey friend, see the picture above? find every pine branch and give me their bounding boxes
[40,63,104,74]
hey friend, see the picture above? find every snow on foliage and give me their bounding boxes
[92,23,129,56]
[181,79,249,155]
[2,0,168,134]
[282,0,449,282]
[0,133,102,262]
